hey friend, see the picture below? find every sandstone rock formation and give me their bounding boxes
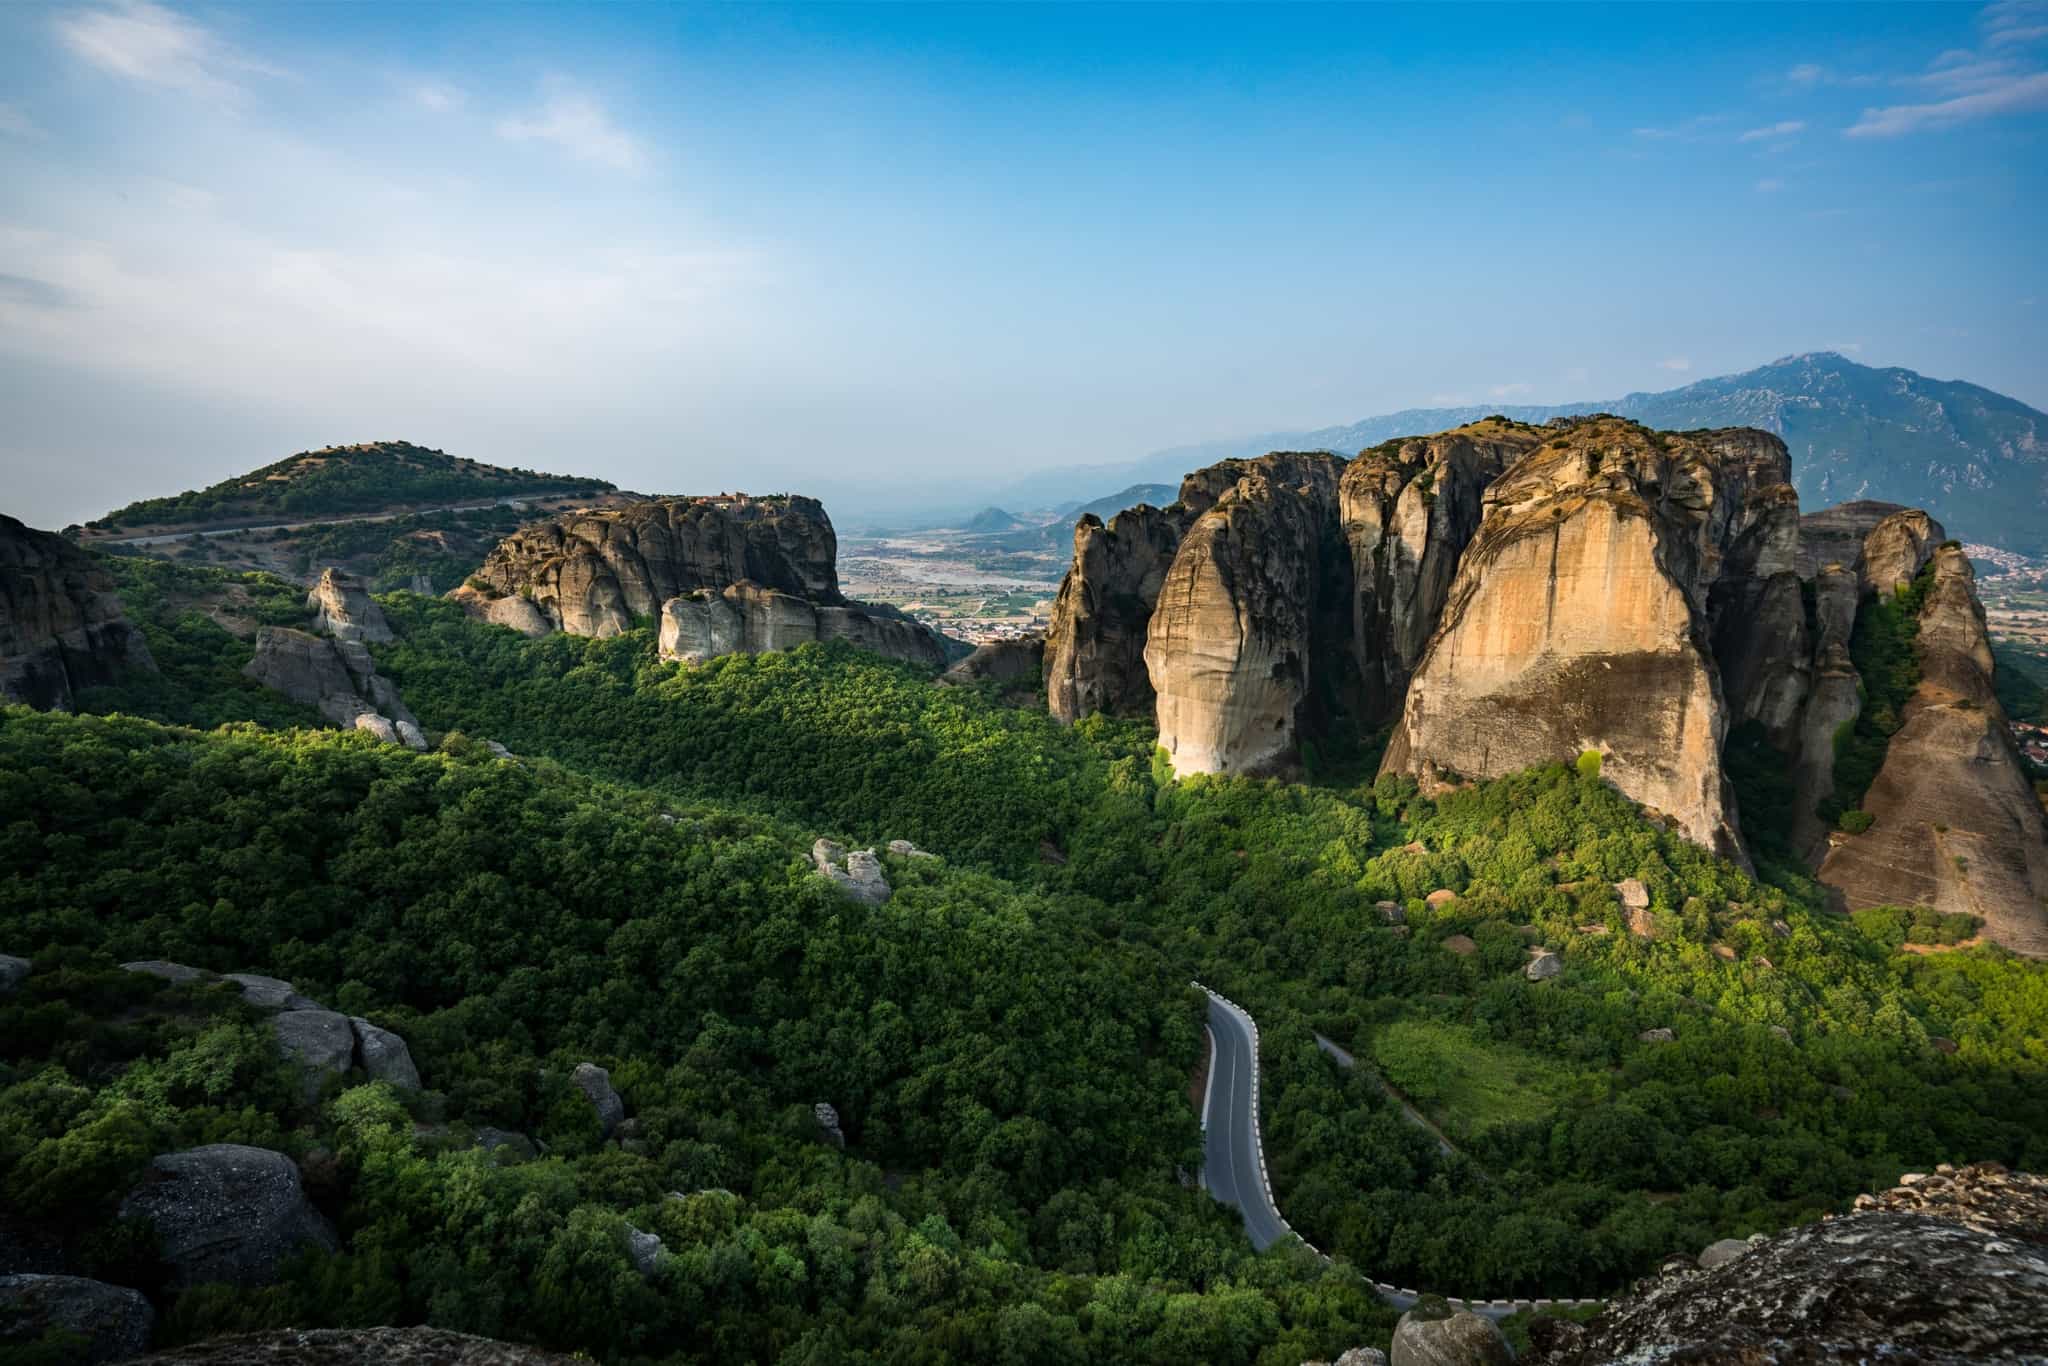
[0,1273,155,1363]
[123,1327,579,1364]
[119,1144,338,1287]
[1045,502,1188,722]
[243,626,424,748]
[1523,1163,2048,1365]
[1146,453,1351,777]
[306,567,392,643]
[455,494,946,668]
[1817,545,2048,955]
[0,514,154,709]
[814,1102,846,1148]
[811,838,892,905]
[658,583,944,670]
[1384,420,1796,861]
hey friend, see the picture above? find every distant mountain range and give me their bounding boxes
[999,354,2048,555]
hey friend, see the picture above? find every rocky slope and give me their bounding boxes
[1524,1162,2048,1364]
[1817,545,2048,954]
[455,494,946,668]
[1383,419,1797,861]
[0,515,155,709]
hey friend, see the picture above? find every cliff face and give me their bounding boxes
[1144,453,1348,777]
[1044,503,1187,723]
[1817,545,2048,955]
[1382,420,1796,861]
[1340,421,1547,721]
[458,495,946,669]
[0,515,154,710]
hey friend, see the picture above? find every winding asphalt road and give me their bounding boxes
[1200,992,1290,1250]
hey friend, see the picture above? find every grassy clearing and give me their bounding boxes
[1369,1018,1595,1139]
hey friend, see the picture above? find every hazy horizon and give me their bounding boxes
[4,1,2046,529]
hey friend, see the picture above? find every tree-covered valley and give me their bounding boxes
[6,558,2045,1362]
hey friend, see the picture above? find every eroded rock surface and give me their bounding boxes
[0,514,154,709]
[0,1273,155,1363]
[571,1062,626,1137]
[1817,545,2048,955]
[1524,1163,2048,1365]
[658,582,943,670]
[243,626,423,748]
[306,567,392,643]
[351,1018,421,1090]
[1046,502,1188,722]
[272,1010,356,1101]
[811,838,892,905]
[1389,1303,1512,1366]
[118,1144,338,1287]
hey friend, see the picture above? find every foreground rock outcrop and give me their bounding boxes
[0,514,154,709]
[0,1273,155,1363]
[454,494,947,668]
[1384,419,1796,860]
[124,1327,579,1364]
[1389,1302,1512,1366]
[119,1144,338,1287]
[1525,1163,2048,1365]
[1817,545,2048,955]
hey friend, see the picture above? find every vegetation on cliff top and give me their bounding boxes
[88,442,614,532]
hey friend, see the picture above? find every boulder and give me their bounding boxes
[1625,905,1658,940]
[473,1128,538,1161]
[812,840,891,905]
[0,953,29,994]
[1524,950,1563,982]
[271,1010,356,1101]
[354,713,400,744]
[1638,1027,1676,1044]
[0,1274,155,1363]
[571,1062,625,1136]
[1304,1352,1390,1366]
[1425,889,1458,908]
[1375,900,1406,925]
[0,514,155,710]
[350,1018,420,1090]
[306,567,393,644]
[224,972,323,1011]
[623,1224,664,1277]
[1441,934,1478,957]
[1614,878,1650,910]
[122,960,214,986]
[394,720,427,751]
[886,839,937,859]
[1697,1237,1750,1268]
[118,1144,338,1287]
[815,1102,846,1148]
[1389,1303,1513,1366]
[1522,1163,2048,1365]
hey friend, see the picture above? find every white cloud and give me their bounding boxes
[1739,120,1806,141]
[1847,68,2048,135]
[1755,177,1786,192]
[0,103,43,139]
[1983,0,2048,44]
[411,82,464,113]
[53,1,280,100]
[1488,382,1532,398]
[1787,62,1826,84]
[498,82,643,171]
[1658,357,1692,372]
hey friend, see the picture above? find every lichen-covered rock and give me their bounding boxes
[306,567,392,644]
[623,1224,664,1277]
[1524,1164,2048,1365]
[122,1326,579,1364]
[1384,419,1794,864]
[1146,452,1349,778]
[118,1144,338,1287]
[350,1018,420,1090]
[1045,502,1188,723]
[1389,1303,1512,1366]
[271,1010,355,1101]
[0,1273,155,1363]
[1818,545,2048,956]
[0,954,29,994]
[572,1062,625,1136]
[0,513,155,709]
[1340,420,1546,721]
[224,972,323,1011]
[454,495,840,637]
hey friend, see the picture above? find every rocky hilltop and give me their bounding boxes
[1047,416,2048,950]
[0,514,154,709]
[454,494,947,669]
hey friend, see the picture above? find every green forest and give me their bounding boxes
[87,443,614,531]
[6,558,2047,1363]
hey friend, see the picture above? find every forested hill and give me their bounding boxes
[84,442,617,533]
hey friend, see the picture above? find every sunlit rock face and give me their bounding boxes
[1382,419,1795,863]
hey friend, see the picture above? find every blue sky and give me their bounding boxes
[2,1,2044,526]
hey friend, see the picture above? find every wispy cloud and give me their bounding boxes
[1658,356,1692,372]
[1739,119,1806,141]
[1488,382,1532,399]
[1631,114,1728,142]
[410,82,464,113]
[0,103,43,139]
[1755,177,1786,192]
[54,1,282,101]
[497,82,643,171]
[1846,0,2048,136]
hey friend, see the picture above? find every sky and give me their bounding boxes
[2,1,2045,528]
